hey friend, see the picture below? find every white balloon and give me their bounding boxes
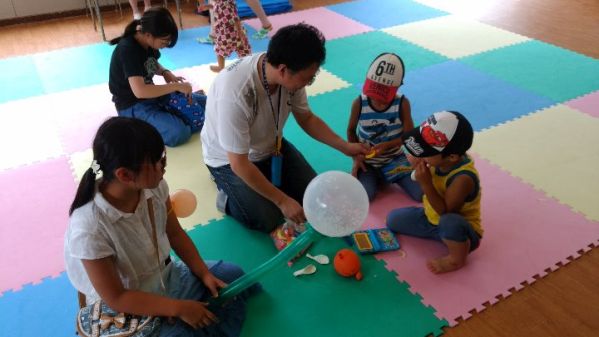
[303,171,369,237]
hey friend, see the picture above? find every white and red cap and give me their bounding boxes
[362,53,405,103]
[402,111,474,157]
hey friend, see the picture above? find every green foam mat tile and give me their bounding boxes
[461,40,599,102]
[284,87,361,173]
[187,217,447,337]
[323,30,448,85]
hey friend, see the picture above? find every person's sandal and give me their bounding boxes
[252,24,272,39]
[196,35,215,44]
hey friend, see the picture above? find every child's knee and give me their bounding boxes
[408,188,423,202]
[438,214,469,241]
[163,125,191,147]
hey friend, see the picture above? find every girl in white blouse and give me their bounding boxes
[65,117,258,336]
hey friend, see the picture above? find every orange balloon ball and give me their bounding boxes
[170,189,197,218]
[334,248,363,281]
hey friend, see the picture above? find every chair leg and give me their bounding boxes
[163,0,183,29]
[86,0,97,31]
[113,0,122,16]
[92,0,107,41]
[175,0,183,28]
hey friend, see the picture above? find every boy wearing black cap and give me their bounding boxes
[387,111,482,274]
[347,52,422,202]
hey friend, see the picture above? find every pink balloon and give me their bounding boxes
[170,189,197,218]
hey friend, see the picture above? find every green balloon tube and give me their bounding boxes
[212,224,322,305]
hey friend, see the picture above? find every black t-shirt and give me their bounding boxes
[109,35,161,110]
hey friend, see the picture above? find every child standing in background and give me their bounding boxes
[387,111,483,274]
[198,0,272,43]
[65,117,259,336]
[347,53,422,202]
[199,0,252,72]
[128,0,151,20]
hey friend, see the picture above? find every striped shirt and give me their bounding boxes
[357,93,405,167]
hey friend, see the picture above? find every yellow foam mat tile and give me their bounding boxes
[472,104,599,221]
[164,134,223,230]
[69,148,93,183]
[306,69,351,97]
[383,15,530,59]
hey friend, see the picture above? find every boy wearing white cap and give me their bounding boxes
[347,53,422,202]
[387,111,483,274]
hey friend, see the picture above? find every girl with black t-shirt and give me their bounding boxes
[109,7,206,147]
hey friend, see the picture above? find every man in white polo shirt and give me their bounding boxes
[201,23,368,233]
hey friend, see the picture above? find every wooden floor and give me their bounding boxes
[1,0,598,336]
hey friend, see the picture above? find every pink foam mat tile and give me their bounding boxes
[0,156,76,294]
[47,84,116,153]
[245,7,373,41]
[565,90,599,118]
[361,154,599,326]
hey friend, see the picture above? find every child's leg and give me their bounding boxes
[210,55,225,72]
[395,173,423,202]
[142,0,151,12]
[386,207,440,239]
[427,239,470,274]
[118,99,192,147]
[427,213,480,274]
[161,260,259,337]
[164,92,206,133]
[245,0,272,29]
[197,0,216,44]
[357,165,380,201]
[129,0,141,19]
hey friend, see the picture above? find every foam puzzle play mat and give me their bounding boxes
[1,0,598,336]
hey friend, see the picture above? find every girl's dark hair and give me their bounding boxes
[69,117,165,215]
[109,7,178,47]
[266,23,326,72]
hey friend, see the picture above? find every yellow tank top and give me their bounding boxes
[423,156,483,236]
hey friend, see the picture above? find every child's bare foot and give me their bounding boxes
[426,255,465,274]
[210,65,224,73]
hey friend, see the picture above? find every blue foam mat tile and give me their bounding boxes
[160,26,218,69]
[243,25,271,54]
[0,55,45,104]
[327,0,448,29]
[402,60,556,129]
[0,273,78,337]
[33,43,114,94]
[161,24,269,69]
[237,0,291,18]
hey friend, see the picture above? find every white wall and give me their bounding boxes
[13,0,85,17]
[6,0,132,18]
[0,0,16,19]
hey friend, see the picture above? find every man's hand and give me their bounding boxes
[342,142,370,157]
[277,195,306,224]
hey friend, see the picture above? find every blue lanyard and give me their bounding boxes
[261,56,282,153]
